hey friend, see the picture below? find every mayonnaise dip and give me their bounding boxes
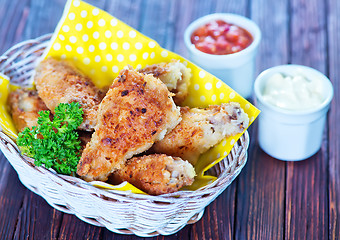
[262,73,324,110]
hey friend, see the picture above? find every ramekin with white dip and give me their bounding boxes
[254,65,333,161]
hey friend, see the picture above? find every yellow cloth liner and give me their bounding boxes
[0,74,17,139]
[0,0,260,194]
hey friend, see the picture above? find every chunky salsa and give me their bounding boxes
[191,19,253,55]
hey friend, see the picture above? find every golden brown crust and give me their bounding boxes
[139,64,168,78]
[114,154,195,195]
[34,58,106,131]
[7,88,49,132]
[77,68,181,181]
[139,60,191,105]
[152,102,249,165]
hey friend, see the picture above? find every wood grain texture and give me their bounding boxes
[252,0,289,74]
[327,0,340,238]
[105,0,143,30]
[285,0,329,239]
[22,0,65,40]
[172,0,212,56]
[57,214,102,240]
[0,0,31,239]
[234,0,288,239]
[13,192,63,240]
[0,155,27,239]
[0,0,30,54]
[285,155,329,240]
[137,0,173,47]
[187,1,247,239]
[235,129,286,240]
[290,0,327,69]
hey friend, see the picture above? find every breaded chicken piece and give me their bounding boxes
[113,154,195,195]
[34,58,106,131]
[77,67,181,181]
[152,102,249,165]
[139,60,191,104]
[7,88,49,132]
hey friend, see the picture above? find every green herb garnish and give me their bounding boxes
[17,102,84,175]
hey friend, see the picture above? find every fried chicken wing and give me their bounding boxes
[152,102,249,165]
[34,58,106,131]
[113,154,195,195]
[77,67,181,181]
[7,88,49,132]
[139,60,191,104]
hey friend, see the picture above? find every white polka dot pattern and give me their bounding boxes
[101,66,107,72]
[82,34,88,41]
[86,21,93,28]
[106,54,112,61]
[117,54,124,62]
[0,76,19,139]
[73,0,80,7]
[98,19,105,27]
[105,30,111,38]
[111,42,118,50]
[112,66,119,73]
[76,23,82,31]
[129,54,137,61]
[76,47,84,54]
[99,42,106,50]
[62,25,70,32]
[117,30,124,38]
[110,18,117,26]
[81,10,87,17]
[92,8,99,16]
[205,82,212,90]
[94,55,101,62]
[199,70,206,78]
[88,45,95,52]
[161,50,168,57]
[69,36,77,43]
[122,42,130,50]
[53,43,61,50]
[83,57,90,65]
[93,31,99,39]
[135,42,142,50]
[69,13,76,20]
[129,30,136,38]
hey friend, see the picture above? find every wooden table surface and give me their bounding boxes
[0,0,339,239]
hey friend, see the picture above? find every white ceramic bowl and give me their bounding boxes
[254,65,334,161]
[184,13,261,99]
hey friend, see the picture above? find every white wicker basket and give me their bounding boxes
[0,34,249,237]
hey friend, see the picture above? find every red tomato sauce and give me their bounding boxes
[191,19,253,55]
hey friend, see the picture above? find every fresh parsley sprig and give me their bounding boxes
[17,102,84,175]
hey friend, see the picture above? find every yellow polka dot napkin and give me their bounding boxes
[0,0,260,193]
[0,74,17,139]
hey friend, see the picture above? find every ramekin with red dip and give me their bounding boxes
[190,19,253,55]
[184,13,261,99]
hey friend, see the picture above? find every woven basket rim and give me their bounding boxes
[0,130,249,201]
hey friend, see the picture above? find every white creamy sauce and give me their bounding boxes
[262,73,324,110]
